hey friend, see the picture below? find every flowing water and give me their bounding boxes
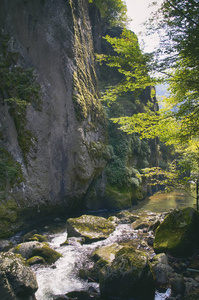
[33,190,196,300]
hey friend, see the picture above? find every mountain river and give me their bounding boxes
[32,190,196,300]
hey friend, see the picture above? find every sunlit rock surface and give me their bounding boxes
[154,207,199,257]
[66,214,116,243]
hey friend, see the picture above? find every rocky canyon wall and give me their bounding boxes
[0,0,160,238]
[0,0,107,237]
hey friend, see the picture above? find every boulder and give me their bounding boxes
[151,253,174,288]
[10,241,62,264]
[92,243,123,263]
[79,258,108,282]
[99,246,155,300]
[79,243,123,282]
[10,241,42,259]
[27,256,46,266]
[29,233,48,242]
[153,207,199,257]
[115,210,139,224]
[66,215,115,243]
[0,252,38,299]
[170,273,185,297]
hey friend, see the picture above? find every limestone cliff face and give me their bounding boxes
[0,0,107,236]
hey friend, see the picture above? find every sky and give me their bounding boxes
[124,0,168,96]
[125,0,164,52]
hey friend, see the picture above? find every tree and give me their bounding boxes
[98,0,199,200]
[97,29,154,104]
[88,0,129,27]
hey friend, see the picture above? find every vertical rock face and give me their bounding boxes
[0,0,107,234]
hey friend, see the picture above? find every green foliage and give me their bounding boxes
[0,30,41,107]
[97,29,154,105]
[88,0,128,27]
[0,147,24,191]
[98,1,199,194]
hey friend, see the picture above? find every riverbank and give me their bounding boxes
[0,190,198,300]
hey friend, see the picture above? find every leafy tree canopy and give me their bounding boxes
[88,0,129,27]
[97,29,155,104]
[99,0,199,192]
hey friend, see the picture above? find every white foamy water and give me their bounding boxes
[33,222,171,300]
[34,224,136,300]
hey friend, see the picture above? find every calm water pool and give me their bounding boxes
[132,189,196,213]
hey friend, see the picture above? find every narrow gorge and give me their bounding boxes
[0,0,158,238]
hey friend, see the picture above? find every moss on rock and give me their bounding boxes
[11,241,62,264]
[92,243,123,263]
[0,197,22,238]
[104,185,133,210]
[153,207,199,257]
[27,256,45,266]
[66,214,115,243]
[99,246,155,300]
[31,244,62,264]
[29,234,48,242]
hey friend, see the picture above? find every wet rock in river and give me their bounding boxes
[170,273,185,297]
[153,207,199,257]
[27,255,46,265]
[92,243,123,263]
[79,243,124,282]
[10,241,62,264]
[151,253,174,288]
[0,252,38,299]
[66,215,115,243]
[115,210,140,224]
[99,246,155,300]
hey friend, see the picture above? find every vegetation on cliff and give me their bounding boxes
[99,0,199,196]
[0,30,41,163]
[88,0,128,27]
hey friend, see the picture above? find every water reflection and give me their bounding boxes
[132,189,196,213]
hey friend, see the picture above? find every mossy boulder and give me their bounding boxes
[31,243,62,264]
[153,207,199,257]
[0,252,38,299]
[99,246,155,300]
[66,215,115,243]
[10,241,62,264]
[29,233,48,242]
[0,198,21,238]
[92,243,123,263]
[80,243,123,282]
[103,185,133,210]
[79,258,108,282]
[10,241,41,259]
[27,256,46,265]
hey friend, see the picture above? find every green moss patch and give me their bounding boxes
[32,244,62,264]
[0,147,24,191]
[66,214,115,243]
[153,207,199,257]
[99,246,155,299]
[27,256,45,266]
